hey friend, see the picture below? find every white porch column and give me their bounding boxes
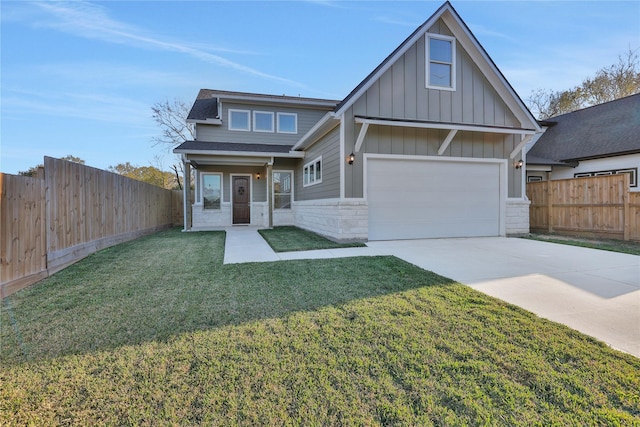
[183,160,192,231]
[267,163,273,228]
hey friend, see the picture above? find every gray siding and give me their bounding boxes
[196,102,329,145]
[343,18,525,199]
[295,127,340,201]
[350,19,518,126]
[197,165,266,203]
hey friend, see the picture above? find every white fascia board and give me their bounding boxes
[334,4,541,133]
[175,149,305,158]
[439,12,542,133]
[333,5,448,117]
[187,118,222,125]
[354,117,536,135]
[216,94,338,109]
[292,112,340,150]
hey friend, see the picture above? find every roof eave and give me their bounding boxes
[333,1,541,133]
[292,112,340,151]
[173,148,305,158]
[186,118,222,125]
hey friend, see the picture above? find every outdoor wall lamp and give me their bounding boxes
[348,152,355,165]
[515,159,523,169]
[256,172,261,180]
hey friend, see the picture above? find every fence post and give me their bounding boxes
[623,173,630,241]
[546,181,553,233]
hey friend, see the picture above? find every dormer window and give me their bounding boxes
[426,34,456,90]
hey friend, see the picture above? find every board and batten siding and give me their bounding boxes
[196,165,266,203]
[295,126,340,201]
[343,18,524,198]
[196,102,329,145]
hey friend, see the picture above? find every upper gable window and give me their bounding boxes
[229,109,250,131]
[277,113,297,134]
[426,34,456,90]
[253,111,274,132]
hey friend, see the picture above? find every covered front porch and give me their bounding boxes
[174,141,303,231]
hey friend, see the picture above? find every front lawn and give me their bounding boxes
[1,228,638,425]
[525,234,640,256]
[259,225,366,252]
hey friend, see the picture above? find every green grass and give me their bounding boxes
[258,225,366,252]
[1,228,639,425]
[525,234,640,256]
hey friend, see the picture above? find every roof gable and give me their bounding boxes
[528,94,640,161]
[334,1,540,132]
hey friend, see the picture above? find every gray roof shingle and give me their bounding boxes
[528,94,640,163]
[187,98,219,121]
[174,141,294,154]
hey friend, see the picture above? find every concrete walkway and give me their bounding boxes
[223,227,640,357]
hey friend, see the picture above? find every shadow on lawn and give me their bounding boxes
[0,228,455,365]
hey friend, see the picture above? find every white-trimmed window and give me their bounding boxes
[202,173,222,209]
[253,111,274,132]
[229,109,250,131]
[277,112,297,134]
[426,34,456,90]
[574,168,638,187]
[303,156,322,187]
[273,171,293,209]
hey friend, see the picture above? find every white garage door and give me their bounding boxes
[367,157,502,240]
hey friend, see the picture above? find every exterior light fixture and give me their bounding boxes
[256,172,261,180]
[348,152,355,165]
[515,159,523,169]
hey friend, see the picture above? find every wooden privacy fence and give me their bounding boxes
[527,174,640,241]
[1,157,185,298]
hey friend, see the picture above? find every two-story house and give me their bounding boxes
[174,1,542,241]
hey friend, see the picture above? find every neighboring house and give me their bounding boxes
[526,93,640,191]
[174,1,542,240]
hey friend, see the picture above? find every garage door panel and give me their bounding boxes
[367,158,501,240]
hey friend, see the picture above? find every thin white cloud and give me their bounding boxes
[3,88,152,125]
[28,1,305,88]
[374,15,418,27]
[468,24,511,40]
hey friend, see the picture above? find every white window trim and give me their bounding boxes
[277,112,298,134]
[228,109,250,131]
[425,33,456,91]
[253,111,274,133]
[303,156,322,187]
[201,172,223,210]
[272,170,294,210]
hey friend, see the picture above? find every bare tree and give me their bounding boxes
[151,99,195,147]
[151,99,195,190]
[527,48,640,120]
[583,49,640,105]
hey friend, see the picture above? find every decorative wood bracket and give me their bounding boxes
[437,129,458,155]
[354,122,370,153]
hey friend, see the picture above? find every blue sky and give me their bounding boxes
[1,1,639,175]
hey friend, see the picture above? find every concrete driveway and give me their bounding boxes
[366,237,640,358]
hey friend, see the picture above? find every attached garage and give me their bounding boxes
[366,156,506,240]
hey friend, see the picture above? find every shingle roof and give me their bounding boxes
[187,98,219,121]
[195,88,338,105]
[174,140,293,154]
[528,94,640,162]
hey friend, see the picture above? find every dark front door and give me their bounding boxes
[232,176,251,224]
